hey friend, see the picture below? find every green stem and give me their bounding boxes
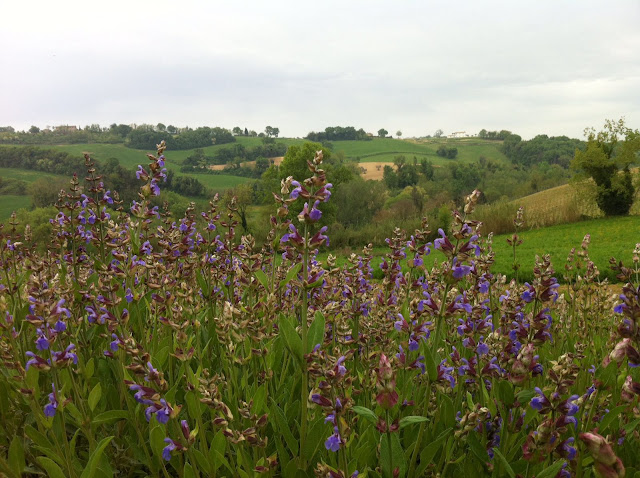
[407,380,431,478]
[385,410,393,478]
[300,222,310,470]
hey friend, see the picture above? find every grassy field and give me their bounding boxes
[320,215,640,283]
[173,171,251,191]
[330,137,508,165]
[0,195,31,221]
[0,167,66,183]
[52,137,306,170]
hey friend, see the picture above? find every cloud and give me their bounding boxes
[1,0,639,138]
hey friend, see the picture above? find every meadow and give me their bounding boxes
[0,145,638,478]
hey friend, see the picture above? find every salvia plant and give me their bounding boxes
[0,143,639,478]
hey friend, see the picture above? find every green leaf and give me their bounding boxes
[399,415,429,428]
[25,425,54,450]
[303,417,326,462]
[150,423,166,459]
[8,436,25,477]
[91,410,129,426]
[495,380,515,407]
[254,268,270,290]
[270,399,299,455]
[84,358,95,380]
[598,405,627,433]
[88,382,102,412]
[467,431,489,464]
[252,384,267,415]
[308,311,326,352]
[380,433,406,478]
[422,345,438,382]
[184,462,196,478]
[439,395,455,428]
[155,345,170,368]
[492,448,515,478]
[80,436,113,478]
[352,406,378,424]
[36,457,66,478]
[278,314,303,364]
[466,391,475,410]
[279,263,302,290]
[535,460,566,478]
[416,428,453,477]
[185,391,202,421]
[210,448,234,475]
[192,448,211,474]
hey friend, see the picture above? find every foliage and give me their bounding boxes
[1,146,640,478]
[306,126,371,142]
[265,126,280,138]
[333,178,387,227]
[571,119,640,216]
[378,128,388,138]
[502,133,584,169]
[437,146,458,159]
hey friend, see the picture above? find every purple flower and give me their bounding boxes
[162,438,176,461]
[452,259,471,279]
[530,387,551,412]
[136,165,148,180]
[141,241,152,255]
[336,356,347,376]
[44,384,58,417]
[125,288,134,303]
[309,200,322,222]
[35,331,50,351]
[51,344,78,367]
[150,180,160,196]
[110,334,121,352]
[325,427,341,452]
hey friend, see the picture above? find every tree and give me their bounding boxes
[232,126,242,136]
[244,127,249,136]
[571,118,640,216]
[396,130,402,138]
[167,125,178,134]
[434,129,443,138]
[334,179,386,227]
[378,128,388,138]
[156,123,166,132]
[265,126,279,138]
[279,142,330,181]
[29,125,40,134]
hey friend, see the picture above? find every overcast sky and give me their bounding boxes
[1,1,639,140]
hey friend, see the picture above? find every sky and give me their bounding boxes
[1,0,639,140]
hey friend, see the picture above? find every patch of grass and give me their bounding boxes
[173,171,251,191]
[0,195,31,221]
[320,215,639,283]
[0,167,66,183]
[333,137,508,165]
[51,137,307,170]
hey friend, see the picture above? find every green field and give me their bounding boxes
[0,167,66,183]
[329,137,508,165]
[173,171,251,191]
[51,136,306,170]
[0,195,31,221]
[320,215,640,283]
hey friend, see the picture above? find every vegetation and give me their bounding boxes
[305,126,371,142]
[1,145,640,478]
[571,119,640,216]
